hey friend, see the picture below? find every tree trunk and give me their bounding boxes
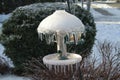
[81,0,84,8]
[87,0,91,11]
[67,0,71,13]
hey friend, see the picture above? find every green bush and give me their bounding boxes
[0,0,56,14]
[0,3,96,75]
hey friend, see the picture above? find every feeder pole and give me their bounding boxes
[57,32,67,57]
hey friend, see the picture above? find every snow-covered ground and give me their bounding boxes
[91,22,120,61]
[95,22,120,42]
[0,14,11,23]
[0,2,120,80]
[0,75,30,80]
[91,2,120,22]
[90,2,120,60]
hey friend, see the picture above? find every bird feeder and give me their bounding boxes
[37,10,85,76]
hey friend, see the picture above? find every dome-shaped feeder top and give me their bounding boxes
[37,10,85,34]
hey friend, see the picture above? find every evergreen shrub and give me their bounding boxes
[0,3,96,74]
[0,0,56,14]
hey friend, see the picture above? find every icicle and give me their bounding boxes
[45,64,48,68]
[64,35,67,43]
[38,33,41,40]
[67,33,70,42]
[73,33,76,44]
[76,63,78,70]
[71,64,73,73]
[54,32,57,42]
[51,35,53,43]
[45,34,48,43]
[52,34,55,42]
[75,32,79,45]
[75,63,79,71]
[54,65,57,74]
[61,65,63,73]
[38,33,42,41]
[72,75,75,80]
[49,64,52,70]
[63,65,66,74]
[45,34,51,44]
[78,62,80,69]
[57,65,59,73]
[70,33,74,43]
[68,65,70,71]
[49,65,51,70]
[56,65,57,73]
[68,33,70,42]
[78,32,81,41]
[48,65,50,70]
[49,35,52,44]
[41,34,43,41]
[83,31,86,37]
[48,35,50,44]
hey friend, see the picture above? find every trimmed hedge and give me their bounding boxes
[0,3,96,75]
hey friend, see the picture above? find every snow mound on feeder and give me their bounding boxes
[37,10,85,33]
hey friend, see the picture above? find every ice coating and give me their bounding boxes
[43,53,81,74]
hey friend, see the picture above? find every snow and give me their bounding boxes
[38,10,85,33]
[91,23,120,61]
[93,4,120,18]
[90,8,103,19]
[0,2,120,80]
[0,14,11,23]
[91,3,120,21]
[43,53,81,73]
[17,3,67,16]
[95,23,120,42]
[90,3,120,60]
[0,75,30,80]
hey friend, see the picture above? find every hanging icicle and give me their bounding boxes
[38,31,84,46]
[63,65,66,74]
[71,64,73,73]
[57,65,59,73]
[54,65,57,74]
[49,64,52,71]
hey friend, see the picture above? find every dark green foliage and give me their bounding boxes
[0,3,96,75]
[0,0,56,14]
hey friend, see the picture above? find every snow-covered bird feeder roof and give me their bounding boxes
[37,10,85,34]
